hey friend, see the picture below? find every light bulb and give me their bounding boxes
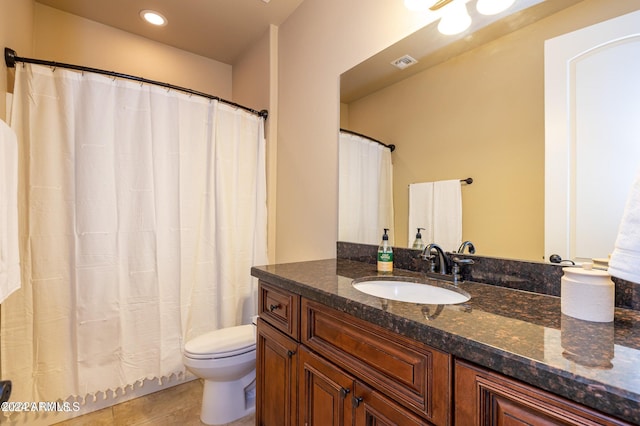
[437,1,471,35]
[140,10,167,26]
[476,0,515,15]
[404,0,430,12]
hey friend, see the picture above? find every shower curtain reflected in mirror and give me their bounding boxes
[338,131,394,245]
[1,63,268,405]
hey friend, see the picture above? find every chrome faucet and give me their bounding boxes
[421,243,450,275]
[457,240,476,254]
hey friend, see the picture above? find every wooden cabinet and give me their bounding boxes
[257,281,450,426]
[454,360,632,426]
[301,298,451,425]
[353,381,431,426]
[257,280,300,426]
[256,318,298,426]
[299,345,353,426]
[257,279,634,426]
[259,280,300,340]
[299,346,430,426]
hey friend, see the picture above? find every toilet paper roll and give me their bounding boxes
[561,266,614,323]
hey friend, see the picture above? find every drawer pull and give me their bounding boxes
[269,303,281,312]
[340,387,350,399]
[352,396,363,408]
[287,350,296,358]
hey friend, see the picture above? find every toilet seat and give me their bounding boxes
[184,324,256,359]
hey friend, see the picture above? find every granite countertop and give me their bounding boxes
[251,258,640,424]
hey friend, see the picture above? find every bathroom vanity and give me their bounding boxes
[252,258,640,425]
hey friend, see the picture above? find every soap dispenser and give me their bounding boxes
[377,228,393,273]
[412,228,425,250]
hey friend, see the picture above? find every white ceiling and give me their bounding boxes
[35,0,305,65]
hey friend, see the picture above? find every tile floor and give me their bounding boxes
[53,380,255,426]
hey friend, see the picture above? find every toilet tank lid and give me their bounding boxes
[185,324,256,356]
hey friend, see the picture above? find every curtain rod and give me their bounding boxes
[4,47,268,120]
[340,128,396,152]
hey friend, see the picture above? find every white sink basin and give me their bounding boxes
[352,277,470,305]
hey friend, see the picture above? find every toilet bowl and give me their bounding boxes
[183,323,257,425]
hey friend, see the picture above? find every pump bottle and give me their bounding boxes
[377,228,393,273]
[412,227,425,250]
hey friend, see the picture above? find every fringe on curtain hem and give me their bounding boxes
[1,369,188,422]
[70,370,187,404]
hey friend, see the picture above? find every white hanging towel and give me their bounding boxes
[0,119,21,303]
[433,179,462,252]
[408,180,462,252]
[408,182,434,245]
[609,167,640,284]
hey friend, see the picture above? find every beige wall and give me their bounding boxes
[32,4,232,99]
[276,0,436,262]
[233,25,278,262]
[233,27,270,111]
[342,0,640,261]
[1,0,34,121]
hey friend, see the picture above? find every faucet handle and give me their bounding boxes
[422,253,437,272]
[452,257,474,284]
[452,257,474,266]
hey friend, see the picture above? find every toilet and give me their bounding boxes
[183,321,257,425]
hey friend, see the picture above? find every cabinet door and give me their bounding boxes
[455,360,632,426]
[256,318,298,426]
[302,298,451,424]
[352,381,432,426]
[299,346,354,426]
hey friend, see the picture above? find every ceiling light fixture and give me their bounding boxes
[140,10,167,26]
[406,0,513,35]
[437,1,471,35]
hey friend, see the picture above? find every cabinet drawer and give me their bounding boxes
[301,298,451,425]
[455,360,634,426]
[258,281,300,340]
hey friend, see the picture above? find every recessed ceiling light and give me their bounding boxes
[140,10,167,26]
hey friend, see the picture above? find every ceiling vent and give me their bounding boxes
[391,55,418,70]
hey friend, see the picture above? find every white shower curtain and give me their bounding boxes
[1,63,268,403]
[338,131,394,245]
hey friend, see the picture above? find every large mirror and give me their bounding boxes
[339,0,640,262]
